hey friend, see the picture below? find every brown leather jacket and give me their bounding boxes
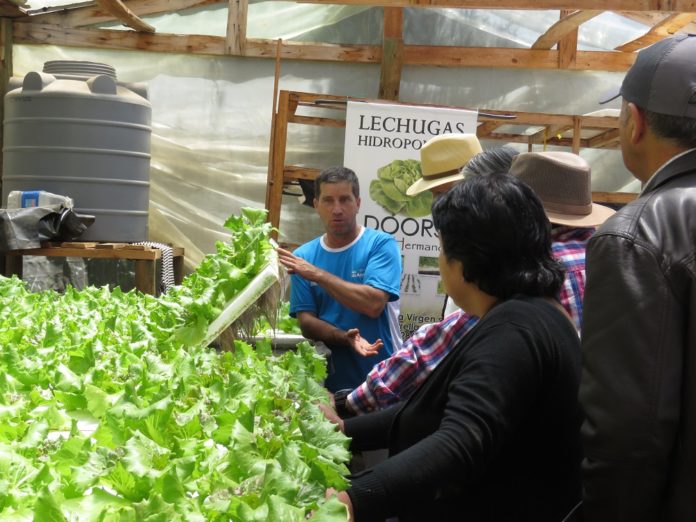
[580,148,696,522]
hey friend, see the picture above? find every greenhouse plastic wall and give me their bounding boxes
[13,6,646,268]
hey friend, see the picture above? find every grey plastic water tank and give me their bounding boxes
[2,60,151,242]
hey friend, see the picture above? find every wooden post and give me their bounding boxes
[4,255,22,279]
[134,259,156,295]
[0,19,12,186]
[0,20,11,277]
[558,9,578,69]
[173,254,184,285]
[266,90,291,237]
[226,0,248,55]
[265,39,283,236]
[572,115,582,153]
[379,7,403,100]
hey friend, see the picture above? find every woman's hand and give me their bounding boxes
[318,402,345,434]
[326,488,354,522]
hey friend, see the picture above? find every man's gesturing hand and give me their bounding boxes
[277,247,325,283]
[346,328,383,357]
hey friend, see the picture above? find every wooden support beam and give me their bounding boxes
[95,0,155,32]
[592,191,637,204]
[379,7,403,100]
[13,22,224,53]
[24,0,218,28]
[403,45,635,71]
[475,120,504,138]
[12,23,637,72]
[12,23,380,60]
[487,132,580,147]
[532,10,602,50]
[586,128,620,148]
[245,37,382,62]
[615,12,696,52]
[483,133,620,149]
[527,124,572,144]
[226,0,247,55]
[289,114,347,127]
[479,110,618,129]
[284,166,322,181]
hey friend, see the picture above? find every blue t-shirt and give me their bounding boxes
[290,226,402,392]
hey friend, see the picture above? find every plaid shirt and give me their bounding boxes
[346,225,594,415]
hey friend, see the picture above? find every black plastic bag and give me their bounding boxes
[0,206,94,251]
[38,207,94,242]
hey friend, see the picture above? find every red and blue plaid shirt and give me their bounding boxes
[346,225,594,415]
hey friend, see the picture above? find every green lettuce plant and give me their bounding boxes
[0,208,350,521]
[369,159,433,217]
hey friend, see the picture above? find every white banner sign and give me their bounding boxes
[344,101,478,339]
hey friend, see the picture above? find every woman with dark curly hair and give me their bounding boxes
[321,172,583,522]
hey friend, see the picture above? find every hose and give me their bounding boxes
[132,241,175,293]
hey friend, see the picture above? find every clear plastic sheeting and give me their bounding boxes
[99,4,379,43]
[12,6,649,265]
[401,9,646,50]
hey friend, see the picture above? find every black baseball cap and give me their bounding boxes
[600,34,696,118]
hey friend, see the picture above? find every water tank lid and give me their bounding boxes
[43,61,117,81]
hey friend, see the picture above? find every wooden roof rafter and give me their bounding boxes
[95,0,154,32]
[615,11,696,52]
[21,0,217,27]
[531,9,603,50]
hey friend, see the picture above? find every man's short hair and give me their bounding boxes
[432,172,564,300]
[644,110,696,149]
[314,166,360,199]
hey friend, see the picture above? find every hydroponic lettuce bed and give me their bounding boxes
[0,209,350,521]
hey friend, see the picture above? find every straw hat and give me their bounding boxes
[406,133,482,196]
[509,151,615,227]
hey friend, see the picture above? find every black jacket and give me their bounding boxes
[345,296,582,522]
[580,149,696,522]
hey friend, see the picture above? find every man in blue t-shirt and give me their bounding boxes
[277,166,402,392]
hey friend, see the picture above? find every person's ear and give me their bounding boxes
[313,198,318,209]
[356,196,361,210]
[628,102,646,145]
